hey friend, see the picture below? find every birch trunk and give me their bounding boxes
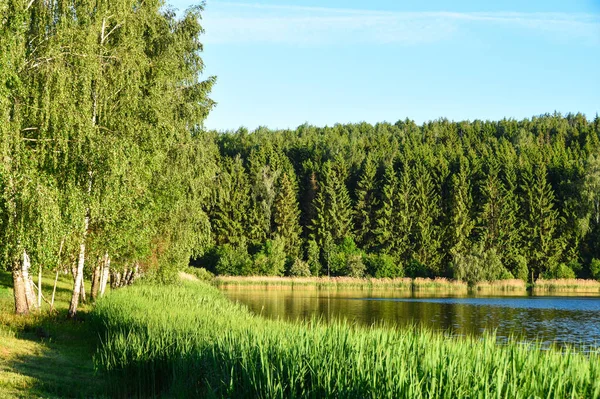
[68,213,90,318]
[12,265,28,314]
[22,250,38,312]
[91,258,101,301]
[99,254,110,297]
[50,269,59,311]
[37,264,42,308]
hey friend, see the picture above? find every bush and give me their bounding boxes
[591,258,600,280]
[364,253,403,278]
[511,254,529,282]
[215,244,253,276]
[288,258,311,277]
[548,263,576,279]
[405,259,429,278]
[346,254,366,278]
[324,237,365,277]
[453,245,511,285]
[253,236,287,276]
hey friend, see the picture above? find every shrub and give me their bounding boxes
[453,245,511,285]
[215,244,253,276]
[253,236,287,276]
[551,263,576,279]
[591,258,600,280]
[364,253,403,278]
[345,254,366,278]
[288,258,311,277]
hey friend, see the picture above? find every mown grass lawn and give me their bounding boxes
[0,270,107,398]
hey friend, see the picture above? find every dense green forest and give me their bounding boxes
[2,0,600,316]
[203,115,600,283]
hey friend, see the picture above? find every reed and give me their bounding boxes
[474,279,527,294]
[533,279,600,294]
[215,276,413,290]
[93,280,600,398]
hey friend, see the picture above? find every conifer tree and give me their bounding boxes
[312,160,354,246]
[449,158,474,258]
[354,154,378,249]
[211,156,251,247]
[411,161,443,274]
[274,172,302,258]
[522,163,564,279]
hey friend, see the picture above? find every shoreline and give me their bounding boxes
[214,276,600,295]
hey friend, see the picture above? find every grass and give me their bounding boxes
[0,270,107,398]
[94,279,600,398]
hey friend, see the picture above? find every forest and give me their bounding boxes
[2,1,600,319]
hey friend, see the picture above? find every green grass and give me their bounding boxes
[94,280,600,398]
[0,270,107,398]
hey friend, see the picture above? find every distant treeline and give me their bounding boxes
[201,114,600,283]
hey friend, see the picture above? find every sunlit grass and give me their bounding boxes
[94,280,600,398]
[0,270,106,398]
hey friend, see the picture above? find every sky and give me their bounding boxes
[169,0,600,131]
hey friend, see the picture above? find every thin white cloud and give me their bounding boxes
[202,2,600,45]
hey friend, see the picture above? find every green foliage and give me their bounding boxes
[215,245,253,276]
[306,239,321,277]
[364,253,403,278]
[547,263,576,279]
[253,236,287,276]
[453,245,511,285]
[590,258,600,280]
[288,258,311,277]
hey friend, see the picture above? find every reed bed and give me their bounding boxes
[93,281,600,398]
[533,279,600,294]
[215,276,413,290]
[412,277,468,292]
[474,279,527,294]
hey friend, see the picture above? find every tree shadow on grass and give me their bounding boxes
[6,311,110,398]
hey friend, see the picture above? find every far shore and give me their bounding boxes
[213,276,600,295]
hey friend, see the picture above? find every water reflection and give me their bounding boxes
[221,286,600,348]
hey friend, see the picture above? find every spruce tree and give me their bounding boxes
[522,163,564,279]
[354,154,378,249]
[274,172,302,258]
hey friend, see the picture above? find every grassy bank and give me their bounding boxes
[0,271,106,398]
[94,280,600,398]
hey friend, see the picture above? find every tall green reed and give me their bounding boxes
[93,281,600,398]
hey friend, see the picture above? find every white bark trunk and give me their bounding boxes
[68,213,89,318]
[50,269,59,311]
[99,253,110,297]
[37,264,42,308]
[22,250,38,312]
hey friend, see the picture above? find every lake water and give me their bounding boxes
[221,286,600,348]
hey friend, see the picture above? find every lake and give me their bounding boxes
[221,286,600,348]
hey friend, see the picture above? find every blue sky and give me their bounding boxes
[170,0,600,131]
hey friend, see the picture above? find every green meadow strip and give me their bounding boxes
[93,281,600,398]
